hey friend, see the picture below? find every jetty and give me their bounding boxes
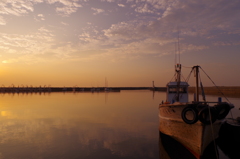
[0,85,239,97]
[0,86,166,93]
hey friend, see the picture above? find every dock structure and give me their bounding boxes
[1,86,239,97]
[0,86,167,93]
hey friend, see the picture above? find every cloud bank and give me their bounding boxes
[0,0,239,64]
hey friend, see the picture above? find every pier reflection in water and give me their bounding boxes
[0,91,239,159]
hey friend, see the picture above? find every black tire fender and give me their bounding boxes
[181,107,199,124]
[215,103,230,120]
[198,107,217,125]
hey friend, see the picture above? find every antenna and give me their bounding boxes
[175,42,177,65]
[177,29,180,64]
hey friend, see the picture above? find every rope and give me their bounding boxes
[199,72,206,102]
[200,70,218,158]
[168,72,177,84]
[185,67,194,82]
[207,105,219,159]
[199,66,236,159]
[182,65,193,69]
[199,67,236,121]
[197,69,218,158]
[199,67,231,104]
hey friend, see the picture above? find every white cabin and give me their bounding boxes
[166,81,189,103]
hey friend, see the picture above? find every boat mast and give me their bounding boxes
[176,64,181,102]
[194,66,200,102]
[175,30,181,102]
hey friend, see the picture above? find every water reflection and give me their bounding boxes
[0,91,240,159]
[159,130,238,159]
[0,91,159,159]
[159,132,195,159]
[217,120,240,159]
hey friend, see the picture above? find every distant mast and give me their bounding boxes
[175,30,181,102]
[175,64,181,102]
[193,65,200,102]
[105,77,111,91]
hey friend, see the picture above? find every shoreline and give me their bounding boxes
[189,86,240,98]
[0,86,240,97]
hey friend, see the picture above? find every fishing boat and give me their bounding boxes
[159,64,234,159]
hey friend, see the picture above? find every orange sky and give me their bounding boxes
[0,0,240,87]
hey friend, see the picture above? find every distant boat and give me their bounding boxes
[159,64,234,159]
[104,78,120,92]
[104,87,112,91]
[150,81,156,91]
[104,77,111,92]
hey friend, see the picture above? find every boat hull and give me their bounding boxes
[159,103,222,158]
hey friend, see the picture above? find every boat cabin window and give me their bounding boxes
[168,87,187,93]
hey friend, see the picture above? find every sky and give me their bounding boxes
[0,0,240,87]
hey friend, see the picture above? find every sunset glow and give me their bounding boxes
[0,0,240,87]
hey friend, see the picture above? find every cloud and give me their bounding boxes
[0,0,239,65]
[103,20,173,46]
[101,0,115,2]
[0,0,34,16]
[34,14,45,21]
[0,16,6,25]
[38,14,44,17]
[54,0,83,16]
[118,4,125,7]
[91,7,105,15]
[213,41,240,46]
[56,7,78,16]
[0,26,57,63]
[0,0,83,18]
[135,3,154,13]
[159,0,240,31]
[61,22,69,26]
[71,20,178,63]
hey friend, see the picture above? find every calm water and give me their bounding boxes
[0,90,239,159]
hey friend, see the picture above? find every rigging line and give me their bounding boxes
[175,42,177,65]
[185,67,194,82]
[199,67,231,103]
[181,74,187,82]
[181,71,191,83]
[199,70,219,158]
[198,72,206,102]
[177,29,180,64]
[169,72,177,83]
[200,68,235,122]
[208,103,219,159]
[181,65,193,68]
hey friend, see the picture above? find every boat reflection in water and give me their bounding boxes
[216,119,240,159]
[159,132,219,159]
[159,132,195,159]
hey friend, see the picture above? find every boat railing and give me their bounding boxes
[192,101,225,103]
[192,101,234,108]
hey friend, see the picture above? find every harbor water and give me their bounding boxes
[0,90,239,159]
